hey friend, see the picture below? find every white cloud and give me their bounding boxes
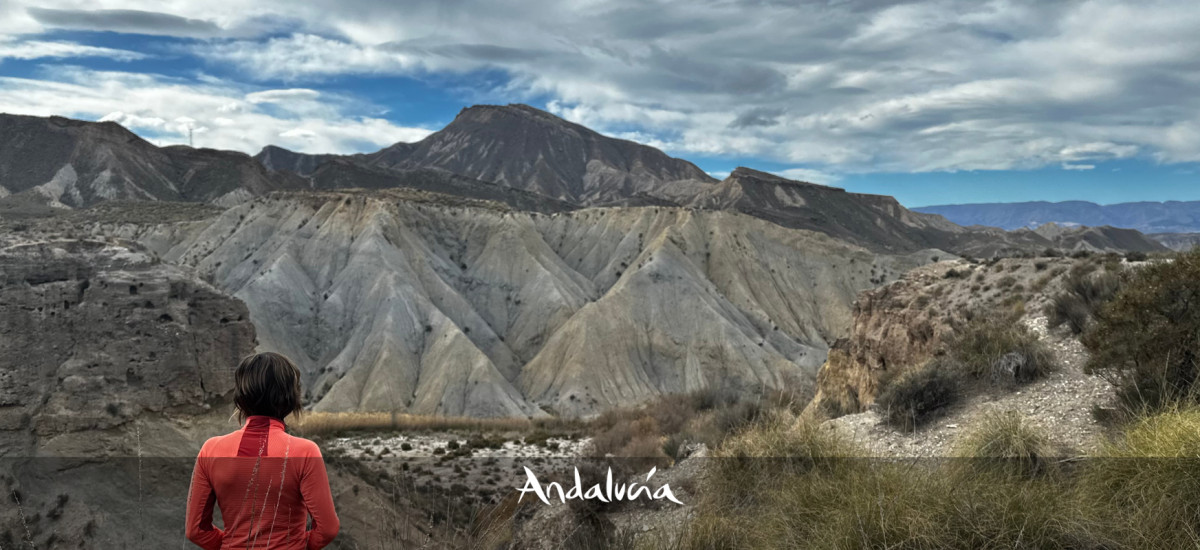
[4,0,1200,175]
[777,168,842,185]
[245,88,321,104]
[0,37,146,61]
[1061,163,1095,171]
[0,68,431,153]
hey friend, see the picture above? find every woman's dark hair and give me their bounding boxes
[233,352,303,422]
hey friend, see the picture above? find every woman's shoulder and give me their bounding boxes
[197,431,239,457]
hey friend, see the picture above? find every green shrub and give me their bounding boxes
[1047,263,1123,334]
[1084,249,1200,412]
[944,267,968,279]
[875,360,960,431]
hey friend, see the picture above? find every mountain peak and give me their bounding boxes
[727,166,844,191]
[367,103,716,204]
[449,103,588,135]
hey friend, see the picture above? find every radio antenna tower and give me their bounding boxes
[188,125,194,147]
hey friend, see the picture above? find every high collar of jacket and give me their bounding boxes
[244,415,286,432]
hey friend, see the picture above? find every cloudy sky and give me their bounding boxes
[1,0,1198,206]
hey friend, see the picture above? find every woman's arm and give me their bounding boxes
[301,448,340,549]
[184,451,224,550]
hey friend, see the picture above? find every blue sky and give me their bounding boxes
[1,1,1199,207]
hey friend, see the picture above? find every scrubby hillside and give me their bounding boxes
[652,250,1200,550]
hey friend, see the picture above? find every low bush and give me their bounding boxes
[875,360,960,431]
[1084,249,1200,412]
[1124,250,1148,262]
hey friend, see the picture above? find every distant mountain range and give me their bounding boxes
[0,104,1173,419]
[914,200,1200,234]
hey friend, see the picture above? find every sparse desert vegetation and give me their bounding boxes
[663,405,1200,550]
[1083,248,1200,413]
[293,411,583,438]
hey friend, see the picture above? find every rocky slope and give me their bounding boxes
[90,190,939,417]
[0,238,256,453]
[1149,232,1200,251]
[822,313,1113,457]
[688,167,986,253]
[1030,222,1168,253]
[259,104,717,206]
[806,255,1113,420]
[0,113,283,208]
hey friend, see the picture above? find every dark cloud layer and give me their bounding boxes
[28,8,223,37]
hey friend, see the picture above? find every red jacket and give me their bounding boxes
[185,416,339,549]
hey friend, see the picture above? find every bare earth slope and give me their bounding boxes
[96,190,939,417]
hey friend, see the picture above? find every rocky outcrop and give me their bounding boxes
[808,257,1079,416]
[0,239,256,448]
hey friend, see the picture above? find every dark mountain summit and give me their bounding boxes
[370,104,717,204]
[257,104,717,205]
